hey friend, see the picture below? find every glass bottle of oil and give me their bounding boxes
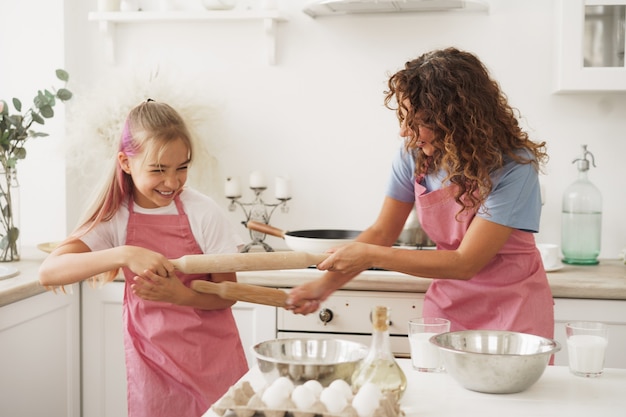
[351,305,407,400]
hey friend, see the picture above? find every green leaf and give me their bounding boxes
[13,148,26,160]
[34,90,55,108]
[39,105,54,118]
[12,98,22,112]
[31,112,45,124]
[57,88,72,101]
[56,69,69,82]
[29,131,49,138]
[7,115,23,127]
[8,227,19,243]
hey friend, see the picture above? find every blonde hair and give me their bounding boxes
[61,100,193,285]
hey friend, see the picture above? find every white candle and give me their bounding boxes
[97,0,121,12]
[249,170,267,189]
[275,176,291,199]
[224,177,242,198]
[261,0,277,9]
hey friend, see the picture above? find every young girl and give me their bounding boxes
[287,47,554,341]
[39,100,248,417]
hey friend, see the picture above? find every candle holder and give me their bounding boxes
[227,187,290,252]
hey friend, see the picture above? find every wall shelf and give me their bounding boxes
[88,10,288,65]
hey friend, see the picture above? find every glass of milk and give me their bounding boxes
[565,321,609,377]
[408,317,450,372]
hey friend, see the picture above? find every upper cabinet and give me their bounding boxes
[555,0,626,92]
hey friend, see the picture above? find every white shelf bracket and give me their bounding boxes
[264,18,278,65]
[97,20,116,64]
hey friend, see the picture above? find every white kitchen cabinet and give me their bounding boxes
[232,300,277,368]
[81,281,276,417]
[0,286,80,417]
[555,0,626,92]
[82,281,127,417]
[553,297,626,368]
[88,10,288,64]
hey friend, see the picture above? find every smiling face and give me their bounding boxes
[118,137,191,208]
[400,99,437,156]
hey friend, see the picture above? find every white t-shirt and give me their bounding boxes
[80,187,244,255]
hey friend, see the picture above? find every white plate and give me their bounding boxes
[545,264,564,272]
[0,265,19,280]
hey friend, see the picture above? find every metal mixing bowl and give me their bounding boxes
[252,338,368,386]
[430,330,561,394]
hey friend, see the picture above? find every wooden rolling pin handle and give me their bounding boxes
[172,251,329,274]
[190,280,288,307]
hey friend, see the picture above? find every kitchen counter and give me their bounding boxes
[202,359,626,417]
[1,249,625,307]
[237,259,626,300]
[0,246,48,307]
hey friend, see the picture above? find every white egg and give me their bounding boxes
[291,385,317,410]
[352,383,382,417]
[320,387,348,414]
[262,385,289,409]
[271,376,295,394]
[355,382,382,402]
[328,379,353,400]
[303,380,324,398]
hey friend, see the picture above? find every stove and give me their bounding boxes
[276,287,425,358]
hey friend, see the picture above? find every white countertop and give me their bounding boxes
[0,246,47,306]
[203,359,626,417]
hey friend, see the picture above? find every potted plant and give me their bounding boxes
[0,69,72,262]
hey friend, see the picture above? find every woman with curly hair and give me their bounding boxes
[287,47,554,339]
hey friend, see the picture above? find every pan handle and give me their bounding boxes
[191,280,288,307]
[246,221,286,238]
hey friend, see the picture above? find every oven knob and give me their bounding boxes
[318,308,333,325]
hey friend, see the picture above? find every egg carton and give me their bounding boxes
[212,381,403,417]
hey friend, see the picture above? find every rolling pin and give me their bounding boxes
[190,280,289,307]
[170,251,329,273]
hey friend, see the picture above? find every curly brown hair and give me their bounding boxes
[384,47,548,216]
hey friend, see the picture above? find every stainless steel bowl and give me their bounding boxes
[252,338,368,386]
[430,330,561,394]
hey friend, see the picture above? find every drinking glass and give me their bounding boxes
[565,321,609,377]
[408,317,450,372]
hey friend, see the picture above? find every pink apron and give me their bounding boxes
[122,196,248,417]
[415,181,554,339]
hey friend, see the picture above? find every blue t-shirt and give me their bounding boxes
[386,147,542,233]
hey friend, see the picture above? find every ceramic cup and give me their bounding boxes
[537,243,561,270]
[565,321,609,378]
[408,317,450,372]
